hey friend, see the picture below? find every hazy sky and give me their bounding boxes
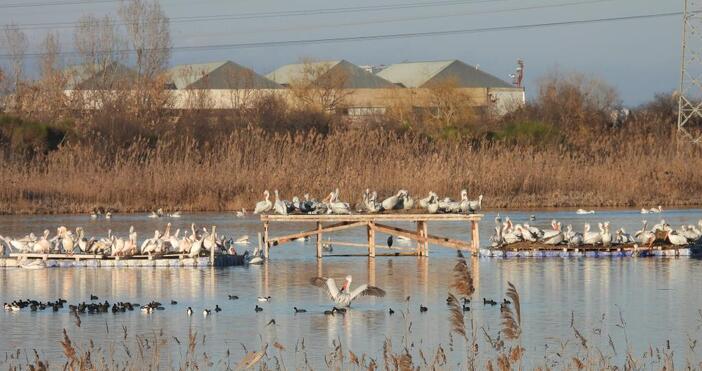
[0,0,683,105]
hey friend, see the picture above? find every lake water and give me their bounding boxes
[1,209,701,368]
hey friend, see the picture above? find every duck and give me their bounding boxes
[228,295,239,300]
[388,308,395,315]
[483,298,498,306]
[257,296,271,302]
[310,275,386,307]
[576,209,595,215]
[254,190,273,214]
[186,307,193,316]
[203,309,211,317]
[294,307,307,313]
[255,305,263,312]
[419,305,428,313]
[215,305,222,312]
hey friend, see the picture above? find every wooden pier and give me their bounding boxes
[260,214,483,258]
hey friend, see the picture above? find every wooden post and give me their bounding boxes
[471,220,480,255]
[316,222,323,259]
[263,221,270,260]
[422,221,429,256]
[416,221,423,256]
[210,239,215,265]
[367,221,376,257]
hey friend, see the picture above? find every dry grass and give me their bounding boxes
[1,124,701,214]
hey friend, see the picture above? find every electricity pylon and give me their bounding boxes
[678,0,702,143]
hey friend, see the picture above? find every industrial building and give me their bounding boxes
[61,58,525,115]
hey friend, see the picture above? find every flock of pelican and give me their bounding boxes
[490,216,702,249]
[253,189,483,215]
[0,223,251,259]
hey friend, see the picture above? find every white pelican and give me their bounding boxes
[273,190,287,215]
[254,190,273,214]
[141,230,162,255]
[650,206,663,213]
[652,219,668,233]
[418,192,437,209]
[601,222,612,247]
[667,230,689,246]
[148,211,159,218]
[32,230,52,254]
[381,191,403,211]
[640,208,650,214]
[582,224,602,245]
[311,275,386,307]
[168,211,182,218]
[576,209,595,215]
[236,208,246,217]
[467,195,483,212]
[400,190,414,210]
[565,225,583,246]
[541,220,563,245]
[458,190,470,212]
[635,221,656,246]
[426,194,440,214]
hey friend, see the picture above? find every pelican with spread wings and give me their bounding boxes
[311,275,386,307]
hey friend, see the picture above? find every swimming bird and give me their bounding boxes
[310,275,386,307]
[388,308,395,315]
[215,305,222,312]
[419,305,428,313]
[171,300,178,305]
[650,206,663,213]
[236,208,246,217]
[254,190,273,214]
[267,319,276,326]
[294,307,307,313]
[576,209,595,215]
[483,298,498,305]
[186,307,193,315]
[257,296,271,302]
[228,295,239,300]
[203,309,211,317]
[255,305,263,312]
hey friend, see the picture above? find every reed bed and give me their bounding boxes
[1,126,701,214]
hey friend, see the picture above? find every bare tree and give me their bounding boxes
[118,0,170,79]
[74,14,125,89]
[33,32,69,120]
[425,77,474,128]
[2,23,28,111]
[288,59,351,112]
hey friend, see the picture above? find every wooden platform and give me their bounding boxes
[260,213,483,259]
[0,253,245,268]
[482,241,702,258]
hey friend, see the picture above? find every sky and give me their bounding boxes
[0,0,684,105]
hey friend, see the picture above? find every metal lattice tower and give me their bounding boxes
[678,0,702,143]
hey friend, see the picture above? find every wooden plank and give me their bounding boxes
[373,223,473,250]
[323,252,419,257]
[261,213,483,222]
[421,221,429,256]
[263,221,270,259]
[324,241,369,248]
[268,221,367,246]
[471,220,480,255]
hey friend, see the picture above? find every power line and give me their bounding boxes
[0,10,683,59]
[3,0,507,30]
[0,0,119,9]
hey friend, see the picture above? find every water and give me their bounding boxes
[0,209,701,368]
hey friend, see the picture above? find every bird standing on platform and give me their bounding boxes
[310,275,386,307]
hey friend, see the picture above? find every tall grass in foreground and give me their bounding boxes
[1,127,702,214]
[2,253,697,370]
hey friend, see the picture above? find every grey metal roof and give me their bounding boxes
[63,62,137,90]
[266,60,396,89]
[167,61,281,89]
[376,60,514,89]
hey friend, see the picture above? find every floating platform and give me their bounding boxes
[480,241,702,258]
[0,253,245,268]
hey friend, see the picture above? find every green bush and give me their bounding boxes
[0,114,72,156]
[492,120,562,145]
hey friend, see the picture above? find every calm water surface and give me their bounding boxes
[0,209,701,367]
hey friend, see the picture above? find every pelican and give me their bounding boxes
[458,190,470,212]
[234,235,249,244]
[254,190,273,214]
[32,230,52,253]
[299,194,317,214]
[381,191,403,211]
[168,211,182,218]
[523,223,543,239]
[467,195,483,212]
[652,219,669,233]
[582,224,602,245]
[635,220,656,246]
[601,222,612,247]
[426,194,440,214]
[541,220,563,245]
[311,275,386,307]
[565,225,583,246]
[141,230,162,255]
[640,208,650,214]
[326,191,351,215]
[576,209,595,215]
[650,206,663,213]
[273,190,287,215]
[400,190,414,210]
[667,230,689,246]
[418,192,437,209]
